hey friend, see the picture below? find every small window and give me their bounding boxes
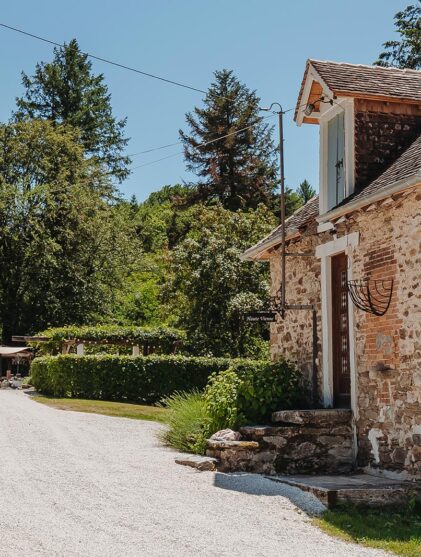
[327,111,345,209]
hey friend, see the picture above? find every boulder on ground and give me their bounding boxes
[210,429,242,441]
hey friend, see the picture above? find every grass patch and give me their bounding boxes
[31,395,169,423]
[316,505,421,557]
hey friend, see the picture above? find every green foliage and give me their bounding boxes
[296,179,316,204]
[14,39,130,181]
[31,354,233,402]
[33,325,186,354]
[0,120,136,342]
[204,369,242,431]
[204,360,301,428]
[160,391,210,454]
[180,69,278,211]
[375,3,421,69]
[165,204,276,357]
[30,355,300,418]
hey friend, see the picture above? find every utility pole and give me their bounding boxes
[261,103,286,317]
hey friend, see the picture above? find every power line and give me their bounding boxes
[130,113,276,171]
[127,102,310,161]
[0,22,208,95]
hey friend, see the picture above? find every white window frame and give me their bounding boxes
[315,232,359,413]
[319,98,355,215]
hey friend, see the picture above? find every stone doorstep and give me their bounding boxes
[175,455,219,471]
[271,409,352,427]
[266,473,421,509]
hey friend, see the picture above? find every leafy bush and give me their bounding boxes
[204,360,301,427]
[160,391,210,454]
[203,369,242,431]
[32,325,185,355]
[160,359,300,455]
[31,354,231,403]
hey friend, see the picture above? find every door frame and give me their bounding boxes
[316,232,359,413]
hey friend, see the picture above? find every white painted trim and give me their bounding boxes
[315,232,359,411]
[317,221,334,234]
[317,174,421,223]
[296,64,334,126]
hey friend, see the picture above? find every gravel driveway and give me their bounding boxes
[0,391,388,557]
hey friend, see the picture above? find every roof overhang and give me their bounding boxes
[295,61,334,126]
[317,172,421,223]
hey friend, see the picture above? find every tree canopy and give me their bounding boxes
[165,204,277,357]
[180,69,278,211]
[296,179,316,204]
[0,120,135,341]
[375,3,421,69]
[14,39,130,181]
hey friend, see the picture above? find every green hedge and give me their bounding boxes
[32,325,186,355]
[31,354,299,406]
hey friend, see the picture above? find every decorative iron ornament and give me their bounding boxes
[347,278,394,316]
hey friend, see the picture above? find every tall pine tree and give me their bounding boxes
[296,179,316,204]
[14,39,130,181]
[180,69,278,211]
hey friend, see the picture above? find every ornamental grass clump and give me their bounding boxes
[160,391,211,455]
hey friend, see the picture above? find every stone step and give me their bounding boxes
[266,473,421,509]
[271,408,352,427]
[206,424,353,475]
[175,455,219,471]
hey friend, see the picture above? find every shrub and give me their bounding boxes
[31,354,301,442]
[160,391,210,454]
[31,354,232,403]
[31,325,186,355]
[204,360,301,428]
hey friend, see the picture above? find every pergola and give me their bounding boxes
[0,346,33,378]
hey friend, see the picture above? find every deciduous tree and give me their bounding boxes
[375,3,421,69]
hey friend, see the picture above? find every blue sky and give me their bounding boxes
[0,1,407,201]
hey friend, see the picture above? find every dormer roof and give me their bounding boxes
[295,59,421,124]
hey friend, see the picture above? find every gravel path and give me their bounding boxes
[0,391,388,557]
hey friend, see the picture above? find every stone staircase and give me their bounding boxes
[206,409,354,476]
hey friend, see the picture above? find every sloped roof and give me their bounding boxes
[295,59,421,121]
[337,134,421,208]
[243,135,421,260]
[241,196,319,260]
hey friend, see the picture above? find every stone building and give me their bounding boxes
[242,60,421,479]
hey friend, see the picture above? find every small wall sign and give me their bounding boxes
[245,312,277,323]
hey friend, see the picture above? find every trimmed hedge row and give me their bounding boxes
[32,325,185,355]
[31,354,299,405]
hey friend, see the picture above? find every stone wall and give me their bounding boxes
[267,188,421,478]
[269,226,324,401]
[350,189,421,478]
[354,99,421,191]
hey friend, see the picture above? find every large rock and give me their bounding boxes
[210,429,242,441]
